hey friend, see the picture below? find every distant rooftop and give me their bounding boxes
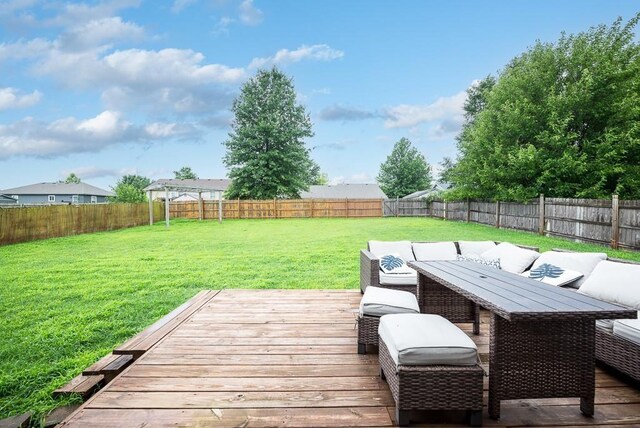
[1,182,114,196]
[300,183,387,199]
[144,179,231,192]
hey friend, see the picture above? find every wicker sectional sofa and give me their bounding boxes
[360,240,640,383]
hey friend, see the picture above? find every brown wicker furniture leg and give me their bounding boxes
[488,313,595,419]
[418,272,479,334]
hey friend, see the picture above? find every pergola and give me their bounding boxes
[145,181,226,227]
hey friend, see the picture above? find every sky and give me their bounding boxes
[0,1,638,191]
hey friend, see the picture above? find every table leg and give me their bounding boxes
[418,273,477,329]
[489,313,595,420]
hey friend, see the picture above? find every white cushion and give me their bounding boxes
[379,314,477,366]
[596,319,614,332]
[613,318,640,345]
[379,254,414,274]
[481,242,540,274]
[530,251,607,289]
[457,254,501,269]
[578,261,640,309]
[412,242,458,261]
[379,270,417,286]
[458,240,496,257]
[369,240,415,262]
[520,263,584,287]
[360,286,420,317]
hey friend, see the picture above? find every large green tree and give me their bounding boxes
[377,138,432,198]
[110,174,151,203]
[449,15,640,200]
[223,68,316,199]
[62,173,81,184]
[174,166,198,180]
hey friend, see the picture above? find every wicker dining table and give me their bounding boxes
[408,260,637,420]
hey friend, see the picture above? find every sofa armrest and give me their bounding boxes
[360,249,379,294]
[516,244,539,252]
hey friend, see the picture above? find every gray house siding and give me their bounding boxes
[9,194,109,204]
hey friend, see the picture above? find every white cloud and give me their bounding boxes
[0,110,201,159]
[57,17,144,52]
[171,0,198,13]
[212,16,234,35]
[249,44,344,69]
[384,91,466,129]
[0,87,41,110]
[44,0,142,27]
[238,0,263,25]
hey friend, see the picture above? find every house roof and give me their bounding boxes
[402,181,450,199]
[299,184,387,199]
[1,182,114,197]
[144,179,231,192]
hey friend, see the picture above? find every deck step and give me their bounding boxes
[114,290,219,358]
[53,374,104,399]
[82,353,133,383]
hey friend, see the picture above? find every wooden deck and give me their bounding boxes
[60,289,640,427]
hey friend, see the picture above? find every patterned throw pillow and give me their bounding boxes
[456,254,501,269]
[379,254,415,274]
[523,263,583,287]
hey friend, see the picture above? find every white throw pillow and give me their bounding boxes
[520,263,584,287]
[379,254,414,274]
[457,254,501,269]
[369,240,416,262]
[530,251,607,289]
[481,242,540,274]
[578,260,640,309]
[412,242,458,261]
[458,240,496,257]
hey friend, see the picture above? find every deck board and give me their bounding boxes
[60,289,640,427]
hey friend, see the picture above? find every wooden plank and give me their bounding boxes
[160,337,356,345]
[53,374,104,399]
[60,407,393,427]
[86,390,395,408]
[83,354,133,377]
[138,353,379,366]
[147,344,356,355]
[123,364,379,378]
[114,290,219,356]
[108,376,388,392]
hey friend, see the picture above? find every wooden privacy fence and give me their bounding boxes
[169,199,384,220]
[394,195,640,250]
[0,203,165,246]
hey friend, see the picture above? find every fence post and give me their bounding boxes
[164,187,170,228]
[444,201,448,220]
[273,198,277,219]
[495,201,501,229]
[198,192,203,221]
[395,197,399,217]
[237,198,240,219]
[380,199,384,217]
[345,198,349,218]
[148,192,154,225]
[466,199,470,223]
[218,192,222,223]
[611,194,620,249]
[538,193,545,235]
[310,199,314,218]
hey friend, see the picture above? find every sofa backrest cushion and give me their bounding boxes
[530,251,607,289]
[368,240,415,262]
[412,242,458,261]
[578,260,640,309]
[458,240,496,257]
[481,242,540,274]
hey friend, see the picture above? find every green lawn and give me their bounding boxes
[2,217,640,422]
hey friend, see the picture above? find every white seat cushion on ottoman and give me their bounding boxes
[613,318,640,346]
[379,270,417,286]
[360,286,420,317]
[378,313,477,367]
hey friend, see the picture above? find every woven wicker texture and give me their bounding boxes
[596,326,640,382]
[379,338,483,425]
[357,315,380,352]
[488,313,595,419]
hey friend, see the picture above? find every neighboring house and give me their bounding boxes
[0,194,18,206]
[402,182,450,200]
[145,179,231,201]
[299,184,387,199]
[1,182,114,204]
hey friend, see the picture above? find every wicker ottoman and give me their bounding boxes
[358,286,420,354]
[379,314,483,427]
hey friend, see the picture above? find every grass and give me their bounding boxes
[1,216,640,423]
